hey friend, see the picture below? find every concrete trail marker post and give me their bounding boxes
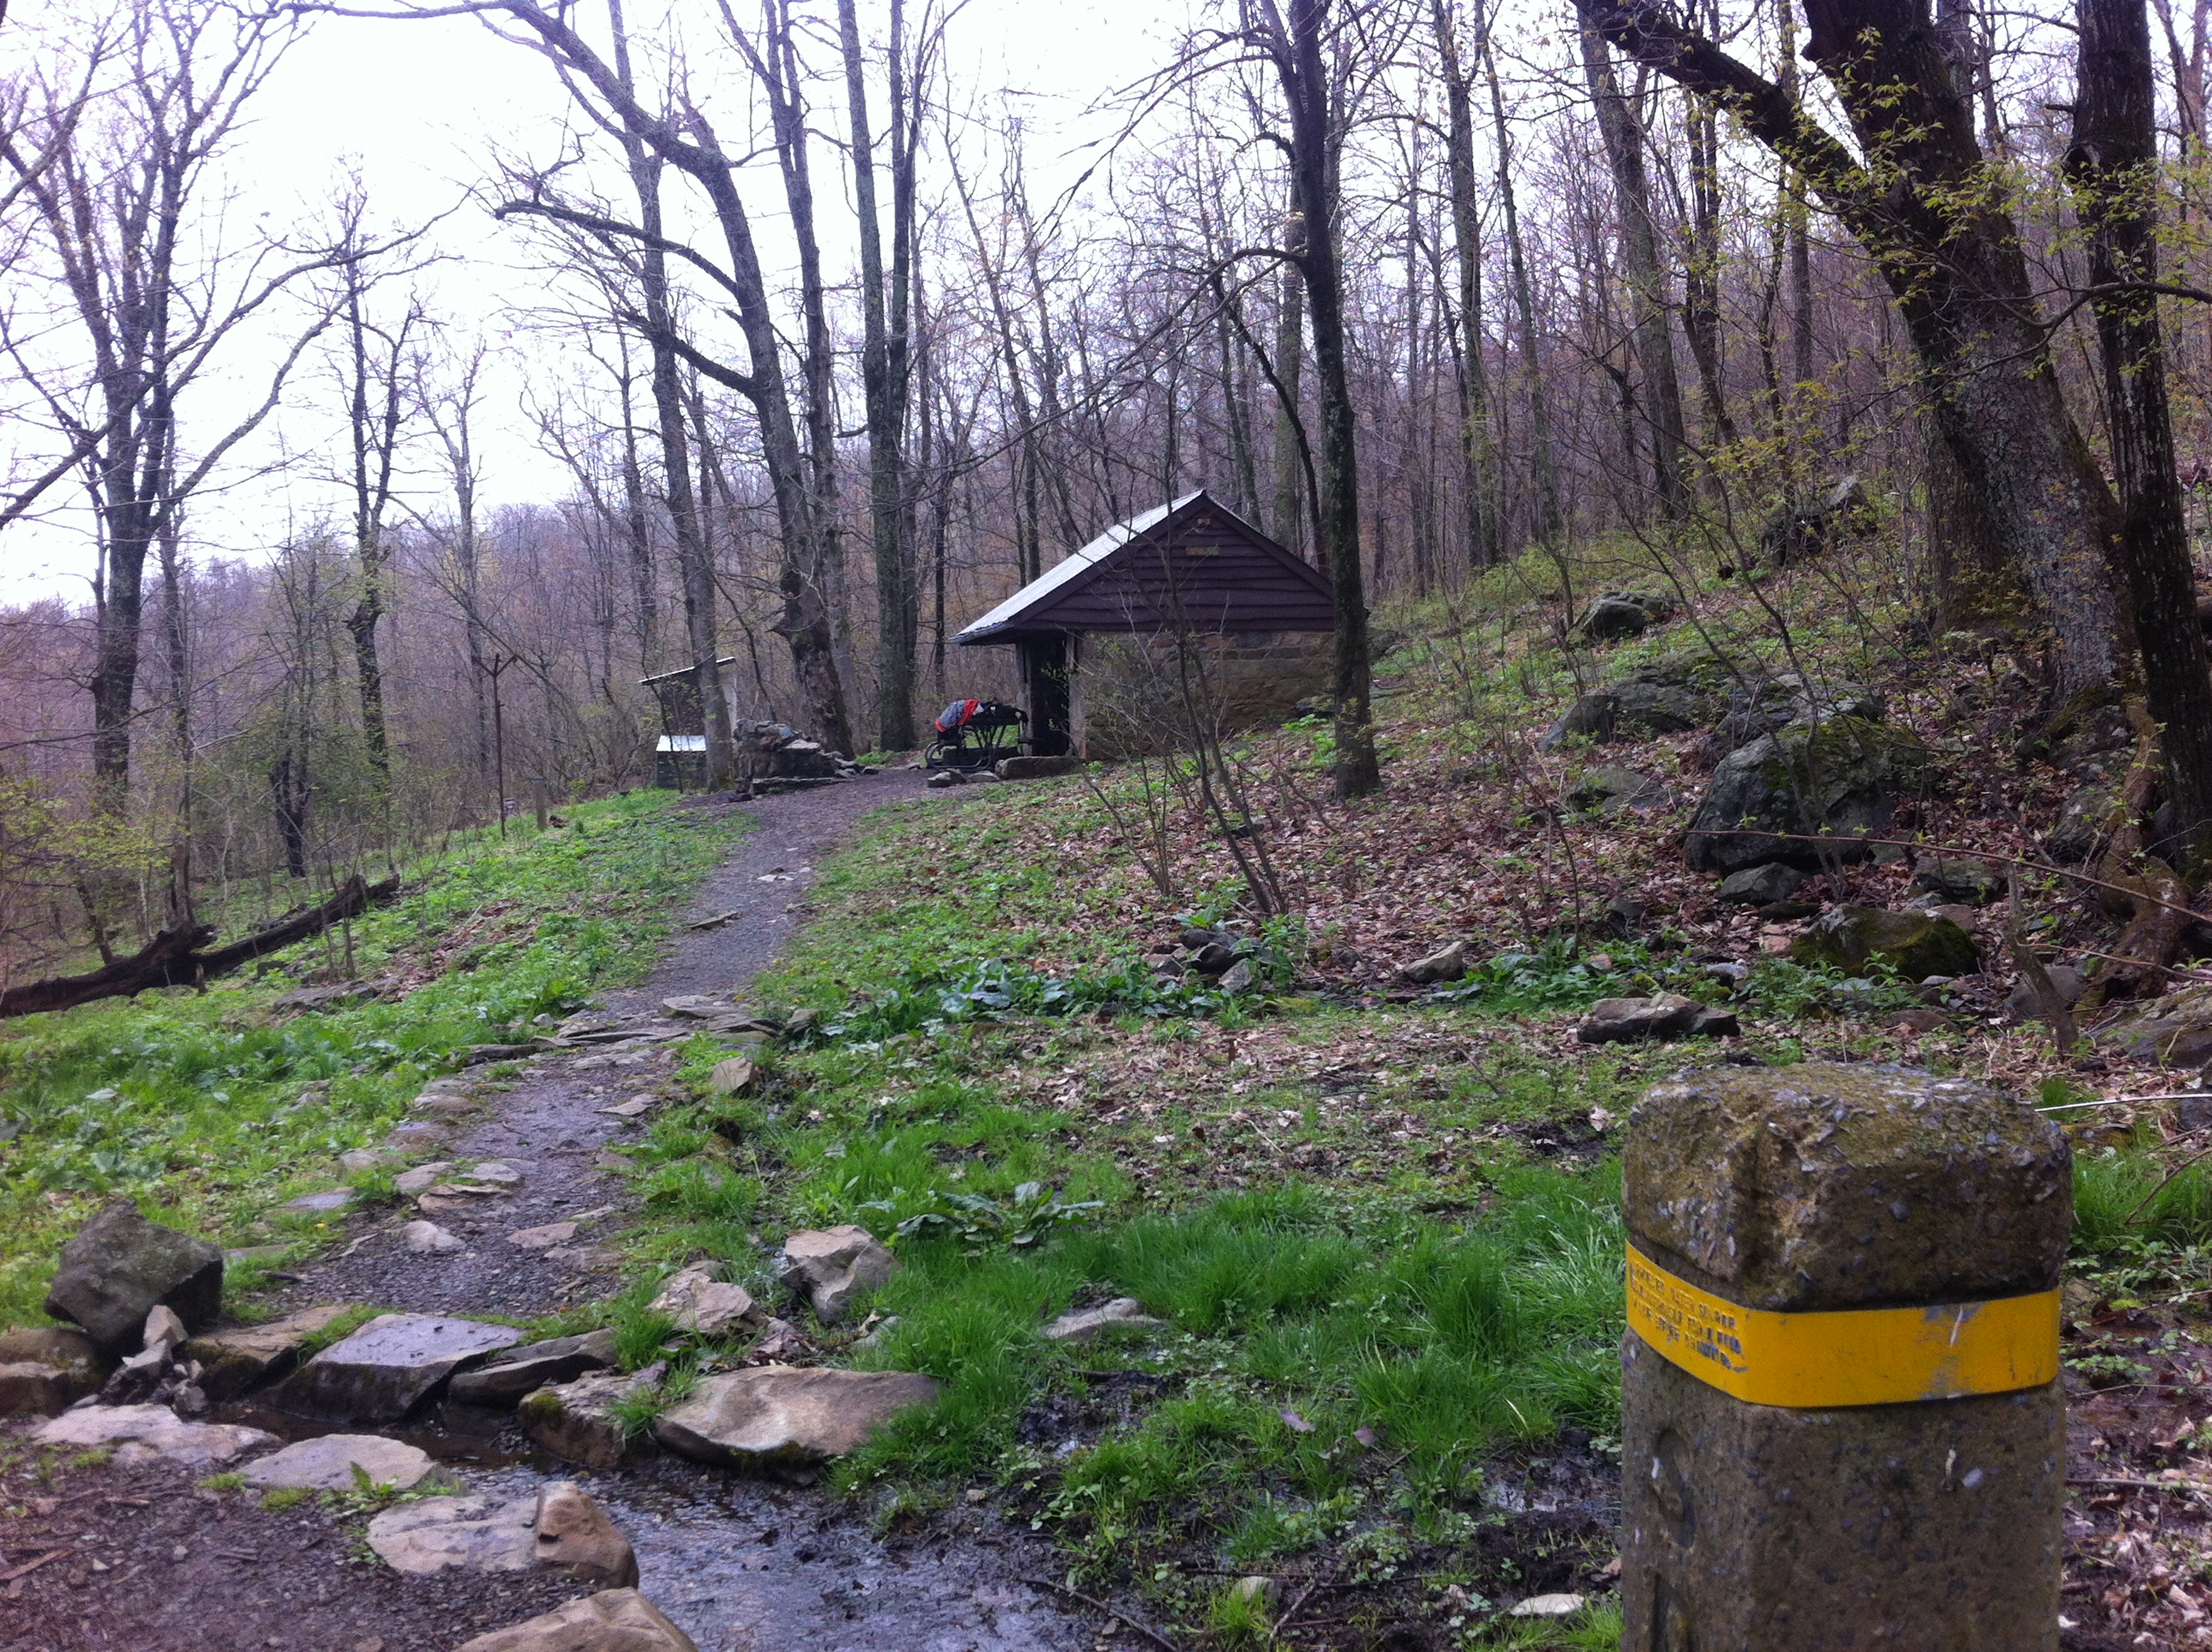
[1621,1062,2072,1650]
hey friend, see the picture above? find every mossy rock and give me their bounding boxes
[1790,907,1980,981]
[1685,716,1928,874]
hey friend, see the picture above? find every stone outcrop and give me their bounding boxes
[455,1590,696,1652]
[1685,715,1925,875]
[276,1312,522,1422]
[1540,660,1719,751]
[1570,590,1676,643]
[651,1365,938,1473]
[777,1227,898,1325]
[449,1329,618,1407]
[181,1304,358,1402]
[43,1200,224,1354]
[0,1328,107,1416]
[1790,907,1981,981]
[2094,984,2212,1068]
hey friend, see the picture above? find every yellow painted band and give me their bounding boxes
[1626,1244,2061,1409]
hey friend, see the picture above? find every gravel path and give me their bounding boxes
[272,771,935,1321]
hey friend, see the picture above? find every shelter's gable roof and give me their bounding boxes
[954,491,1332,645]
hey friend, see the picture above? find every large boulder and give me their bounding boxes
[43,1200,224,1355]
[2094,984,2212,1068]
[1911,858,2005,906]
[651,1365,938,1473]
[1685,716,1925,875]
[456,1590,696,1652]
[1790,907,1981,981]
[777,1226,898,1325]
[275,1312,521,1422]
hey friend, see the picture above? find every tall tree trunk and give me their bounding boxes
[1437,0,1502,566]
[609,0,733,787]
[1577,14,1689,520]
[1261,0,1378,798]
[2069,0,2212,875]
[1270,207,1309,552]
[1483,31,1563,544]
[840,0,913,752]
[1680,76,1738,448]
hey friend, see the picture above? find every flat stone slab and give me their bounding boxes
[403,1220,465,1254]
[395,1162,457,1196]
[456,1588,696,1652]
[449,1330,617,1407]
[1043,1299,1166,1343]
[651,1364,937,1471]
[282,1189,357,1214]
[367,1493,537,1575]
[242,1433,436,1492]
[182,1304,360,1403]
[32,1404,276,1469]
[276,1313,523,1422]
[508,1222,578,1250]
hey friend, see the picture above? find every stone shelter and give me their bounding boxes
[952,491,1336,759]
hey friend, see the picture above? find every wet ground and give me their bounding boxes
[4,771,1098,1652]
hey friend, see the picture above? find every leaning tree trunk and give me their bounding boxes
[2069,0,2212,878]
[1588,0,2132,709]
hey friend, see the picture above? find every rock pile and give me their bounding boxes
[1144,924,1266,994]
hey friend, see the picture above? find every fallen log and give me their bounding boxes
[0,874,401,1020]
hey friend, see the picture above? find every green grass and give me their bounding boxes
[577,792,1635,1638]
[0,791,747,1327]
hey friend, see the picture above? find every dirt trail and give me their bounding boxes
[5,774,1095,1652]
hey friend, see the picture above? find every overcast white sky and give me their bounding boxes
[0,0,1188,603]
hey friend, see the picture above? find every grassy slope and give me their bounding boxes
[0,792,747,1327]
[608,538,2212,1647]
